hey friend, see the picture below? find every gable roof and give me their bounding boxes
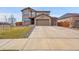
[21,7,36,12]
[52,17,58,19]
[59,13,79,19]
[34,14,52,19]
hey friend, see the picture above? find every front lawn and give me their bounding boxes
[0,26,31,39]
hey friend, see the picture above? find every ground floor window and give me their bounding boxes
[23,18,31,22]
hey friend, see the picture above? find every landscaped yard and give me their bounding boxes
[0,26,31,39]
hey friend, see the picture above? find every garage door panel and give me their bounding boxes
[36,19,49,26]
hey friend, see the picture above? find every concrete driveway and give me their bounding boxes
[28,26,79,39]
[0,26,79,51]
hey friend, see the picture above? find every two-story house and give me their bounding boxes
[21,7,57,26]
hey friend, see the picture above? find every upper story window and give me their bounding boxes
[22,10,31,17]
[32,12,36,17]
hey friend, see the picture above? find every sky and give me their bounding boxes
[0,7,79,22]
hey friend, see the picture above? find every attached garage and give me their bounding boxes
[34,14,52,26]
[36,19,49,26]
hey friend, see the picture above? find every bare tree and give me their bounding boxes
[4,16,7,23]
[2,15,7,32]
[8,15,16,27]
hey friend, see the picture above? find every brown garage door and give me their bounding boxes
[36,19,49,26]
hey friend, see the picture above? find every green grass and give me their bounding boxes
[0,26,31,39]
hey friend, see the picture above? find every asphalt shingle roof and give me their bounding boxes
[59,13,79,19]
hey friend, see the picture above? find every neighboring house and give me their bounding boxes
[21,7,57,26]
[57,13,79,28]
